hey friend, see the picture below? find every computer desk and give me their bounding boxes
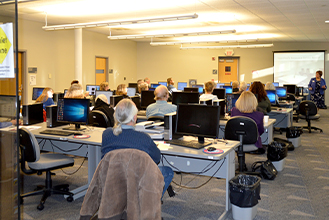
[268,108,293,128]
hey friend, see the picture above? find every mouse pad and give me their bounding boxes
[203,149,224,154]
[73,135,90,139]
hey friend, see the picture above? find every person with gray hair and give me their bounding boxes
[239,81,248,93]
[146,85,177,119]
[265,82,276,90]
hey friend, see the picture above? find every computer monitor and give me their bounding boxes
[86,85,100,96]
[0,95,17,118]
[64,89,68,96]
[128,83,138,90]
[57,98,90,131]
[283,84,297,95]
[148,88,155,91]
[223,85,233,94]
[150,83,161,88]
[32,87,45,100]
[141,90,156,109]
[172,92,199,106]
[212,88,226,99]
[110,95,124,108]
[226,93,241,113]
[276,86,287,98]
[130,95,141,110]
[53,92,64,103]
[158,82,167,86]
[177,82,187,90]
[184,87,199,93]
[266,90,277,104]
[175,104,220,144]
[95,90,113,103]
[216,83,225,88]
[192,84,204,94]
[127,87,136,97]
[273,82,279,87]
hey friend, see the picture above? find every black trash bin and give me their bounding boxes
[267,141,288,162]
[286,126,303,148]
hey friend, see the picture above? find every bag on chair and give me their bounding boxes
[251,160,278,180]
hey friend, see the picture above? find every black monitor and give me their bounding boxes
[0,95,17,118]
[86,85,100,96]
[266,90,277,104]
[128,83,138,90]
[148,88,155,91]
[284,84,297,95]
[95,90,113,103]
[273,82,279,87]
[141,90,156,109]
[175,104,220,144]
[177,82,187,90]
[192,84,204,93]
[158,82,167,86]
[276,87,287,98]
[184,87,199,93]
[212,88,226,99]
[226,93,241,113]
[53,92,64,103]
[223,85,233,94]
[131,95,141,110]
[57,98,90,131]
[150,83,161,88]
[217,83,225,88]
[172,91,199,105]
[127,87,136,97]
[110,95,124,108]
[32,87,45,100]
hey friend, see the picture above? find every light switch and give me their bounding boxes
[48,73,51,79]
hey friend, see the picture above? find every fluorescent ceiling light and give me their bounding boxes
[326,20,329,23]
[180,44,274,49]
[42,14,198,31]
[108,30,236,40]
[150,38,259,46]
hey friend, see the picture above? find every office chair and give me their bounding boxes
[88,110,110,128]
[147,116,164,122]
[286,93,299,122]
[225,116,261,174]
[19,127,74,210]
[299,100,323,133]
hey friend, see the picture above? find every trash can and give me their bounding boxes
[267,141,288,171]
[229,174,261,220]
[286,126,303,148]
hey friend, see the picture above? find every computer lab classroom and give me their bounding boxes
[1,1,329,220]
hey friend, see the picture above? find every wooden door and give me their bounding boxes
[95,57,107,85]
[218,57,239,83]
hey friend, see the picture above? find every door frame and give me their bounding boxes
[218,56,240,83]
[19,50,27,105]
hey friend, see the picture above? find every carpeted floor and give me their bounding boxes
[21,109,329,220]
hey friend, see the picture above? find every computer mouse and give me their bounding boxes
[207,147,217,152]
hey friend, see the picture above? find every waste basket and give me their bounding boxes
[229,174,261,220]
[267,141,288,171]
[286,126,303,148]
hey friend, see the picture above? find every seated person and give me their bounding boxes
[265,82,279,104]
[137,79,144,86]
[166,77,177,94]
[144,77,151,87]
[101,99,174,198]
[116,84,129,98]
[71,80,79,85]
[93,94,115,127]
[146,85,177,119]
[100,81,110,91]
[199,81,218,102]
[65,83,85,98]
[232,80,239,93]
[231,91,264,151]
[238,81,248,93]
[137,82,149,96]
[35,87,54,110]
[249,81,271,113]
[0,119,21,128]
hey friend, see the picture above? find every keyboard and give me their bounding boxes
[40,129,76,136]
[165,139,212,149]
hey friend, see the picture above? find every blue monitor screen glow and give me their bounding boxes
[32,87,45,100]
[273,82,279,87]
[151,83,161,88]
[158,82,167,86]
[266,90,276,104]
[86,85,100,96]
[226,93,240,113]
[217,83,225,88]
[276,87,287,98]
[192,84,204,93]
[177,82,187,90]
[223,86,233,94]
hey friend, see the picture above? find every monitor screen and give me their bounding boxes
[148,88,155,91]
[150,83,161,88]
[0,95,17,118]
[110,95,124,108]
[216,83,225,88]
[158,82,167,86]
[223,85,233,94]
[212,88,226,99]
[176,104,220,139]
[57,98,90,130]
[226,93,241,113]
[64,89,68,96]
[273,82,279,87]
[266,90,277,104]
[184,87,199,93]
[128,83,138,90]
[283,84,297,95]
[32,87,45,100]
[86,85,100,96]
[192,84,204,93]
[276,87,287,98]
[95,90,113,103]
[141,90,156,108]
[127,87,136,97]
[177,82,187,90]
[172,91,200,106]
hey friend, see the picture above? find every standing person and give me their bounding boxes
[249,81,271,113]
[166,77,176,94]
[308,70,327,109]
[93,94,115,127]
[232,81,239,93]
[100,81,110,91]
[199,81,218,102]
[35,87,54,110]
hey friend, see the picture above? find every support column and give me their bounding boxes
[75,28,82,84]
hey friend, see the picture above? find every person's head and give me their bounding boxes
[232,81,239,89]
[113,99,138,136]
[235,91,258,113]
[204,81,216,94]
[138,82,149,93]
[265,82,275,90]
[316,70,323,78]
[144,77,151,85]
[95,94,108,104]
[167,77,174,86]
[154,85,169,101]
[249,81,267,102]
[137,79,144,85]
[65,83,84,98]
[239,81,247,92]
[100,82,109,91]
[116,84,127,96]
[36,87,53,102]
[71,80,79,85]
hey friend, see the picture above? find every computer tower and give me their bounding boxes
[46,105,64,128]
[110,95,124,108]
[164,112,182,141]
[22,103,44,125]
[53,92,64,104]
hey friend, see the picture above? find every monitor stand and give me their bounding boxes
[62,124,86,131]
[196,136,212,147]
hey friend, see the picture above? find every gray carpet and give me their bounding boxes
[21,109,329,220]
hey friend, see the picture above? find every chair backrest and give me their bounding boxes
[299,100,317,116]
[19,127,40,163]
[286,93,296,101]
[88,110,110,128]
[147,116,164,122]
[225,116,258,144]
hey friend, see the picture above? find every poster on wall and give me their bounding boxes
[0,23,14,78]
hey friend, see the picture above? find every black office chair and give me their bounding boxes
[88,110,110,128]
[286,93,299,122]
[147,116,164,122]
[299,100,323,133]
[19,127,74,210]
[225,116,260,174]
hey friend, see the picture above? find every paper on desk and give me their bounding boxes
[1,125,42,131]
[155,142,172,151]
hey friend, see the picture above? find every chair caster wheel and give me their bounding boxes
[67,195,74,202]
[37,203,44,210]
[19,197,24,205]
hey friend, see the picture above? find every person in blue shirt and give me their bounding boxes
[0,119,21,128]
[308,70,327,109]
[35,87,54,110]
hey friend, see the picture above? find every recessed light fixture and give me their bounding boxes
[150,38,259,46]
